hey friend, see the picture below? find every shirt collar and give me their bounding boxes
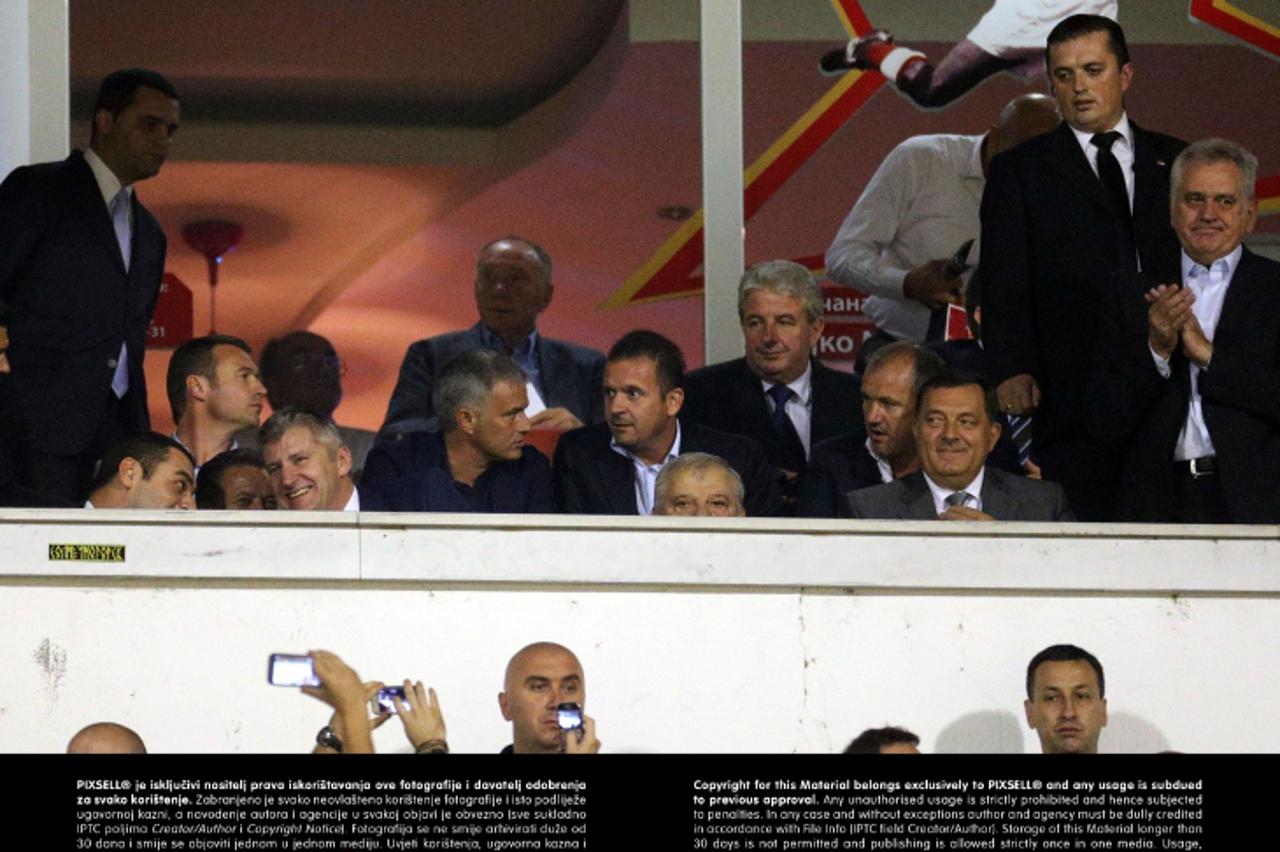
[343,486,360,512]
[84,148,130,208]
[477,323,539,360]
[863,437,895,484]
[923,467,986,510]
[759,361,813,406]
[1069,112,1133,157]
[1181,245,1242,282]
[610,420,682,468]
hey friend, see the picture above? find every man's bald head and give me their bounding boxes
[984,93,1061,170]
[500,642,585,753]
[67,722,147,754]
[503,642,582,691]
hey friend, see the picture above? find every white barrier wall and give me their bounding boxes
[1,510,1277,754]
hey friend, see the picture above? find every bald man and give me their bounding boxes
[498,642,600,754]
[67,722,147,754]
[826,92,1060,354]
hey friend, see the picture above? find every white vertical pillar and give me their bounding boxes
[27,0,70,163]
[699,0,745,364]
[0,0,69,177]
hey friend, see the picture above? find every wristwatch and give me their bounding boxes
[316,725,343,753]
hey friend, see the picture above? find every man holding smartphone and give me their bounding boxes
[498,642,600,754]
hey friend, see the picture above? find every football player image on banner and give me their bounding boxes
[823,1,1119,108]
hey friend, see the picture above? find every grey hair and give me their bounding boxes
[737,260,824,324]
[654,452,745,512]
[1171,138,1258,204]
[436,350,527,433]
[258,407,343,456]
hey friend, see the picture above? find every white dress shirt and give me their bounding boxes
[826,134,984,342]
[760,363,814,458]
[610,422,682,516]
[343,486,360,512]
[1069,112,1135,209]
[1150,246,1243,461]
[923,468,987,516]
[863,437,895,484]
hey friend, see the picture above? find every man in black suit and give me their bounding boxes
[554,331,782,516]
[680,260,861,506]
[1090,139,1280,523]
[848,370,1073,521]
[0,69,180,504]
[980,15,1186,520]
[380,236,605,437]
[799,342,943,518]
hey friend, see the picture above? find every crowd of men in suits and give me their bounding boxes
[1,13,1276,524]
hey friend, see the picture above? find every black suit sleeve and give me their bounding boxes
[739,440,785,517]
[1085,276,1171,442]
[979,150,1038,384]
[523,450,556,513]
[0,167,51,301]
[381,342,438,434]
[1200,330,1280,429]
[551,431,593,514]
[1044,482,1077,522]
[797,446,852,518]
[584,353,606,425]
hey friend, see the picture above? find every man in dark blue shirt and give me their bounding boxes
[362,350,554,513]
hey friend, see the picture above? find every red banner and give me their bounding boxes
[147,272,194,348]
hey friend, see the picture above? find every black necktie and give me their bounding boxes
[1091,131,1130,217]
[766,383,807,474]
[1091,131,1136,266]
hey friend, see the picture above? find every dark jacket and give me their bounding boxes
[552,419,783,516]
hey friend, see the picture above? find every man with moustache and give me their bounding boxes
[1090,139,1280,523]
[847,370,1073,521]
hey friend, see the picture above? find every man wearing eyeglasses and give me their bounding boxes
[1090,139,1279,524]
[257,331,376,481]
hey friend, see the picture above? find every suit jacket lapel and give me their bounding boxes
[735,359,774,439]
[71,154,128,276]
[979,469,1015,520]
[808,361,840,440]
[1130,123,1172,221]
[900,474,939,520]
[536,336,572,411]
[1212,249,1260,351]
[1042,123,1113,217]
[595,447,639,514]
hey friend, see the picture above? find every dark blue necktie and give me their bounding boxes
[766,383,807,474]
